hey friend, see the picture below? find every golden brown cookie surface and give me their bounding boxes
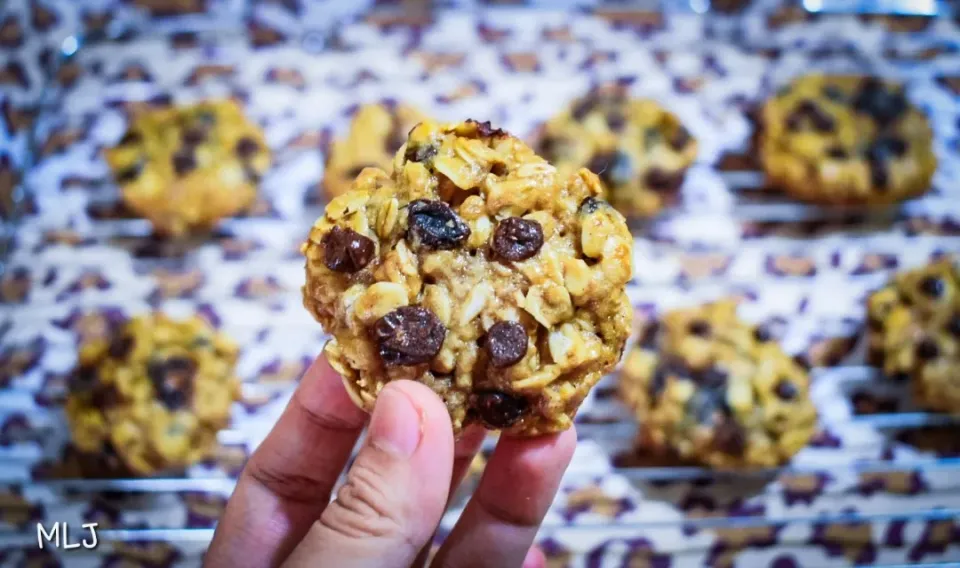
[303,119,633,436]
[867,258,960,412]
[538,85,697,217]
[65,314,240,476]
[620,301,817,469]
[323,103,426,199]
[104,100,270,237]
[760,74,936,204]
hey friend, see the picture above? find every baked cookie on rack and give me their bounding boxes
[866,258,960,413]
[538,85,697,218]
[302,119,634,435]
[323,103,426,199]
[619,301,817,469]
[760,74,936,205]
[104,99,271,237]
[65,313,240,476]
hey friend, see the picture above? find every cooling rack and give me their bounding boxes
[2,3,960,566]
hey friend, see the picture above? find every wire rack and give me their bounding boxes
[3,3,960,566]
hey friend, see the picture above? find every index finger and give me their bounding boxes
[206,356,368,568]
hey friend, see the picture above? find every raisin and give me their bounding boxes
[669,126,692,151]
[147,356,196,410]
[181,127,206,146]
[91,385,122,410]
[648,365,669,398]
[235,137,260,159]
[491,217,544,262]
[795,99,817,114]
[485,321,528,368]
[322,226,375,273]
[774,380,797,400]
[107,334,134,359]
[916,338,939,361]
[571,95,597,121]
[606,111,626,132]
[809,108,835,132]
[373,306,446,366]
[404,143,438,163]
[172,150,196,176]
[688,320,711,337]
[118,130,142,146]
[407,200,471,250]
[753,325,772,342]
[638,321,660,348]
[785,112,804,131]
[946,315,960,338]
[918,275,944,298]
[853,78,907,125]
[116,160,144,183]
[586,152,616,180]
[713,418,746,456]
[579,196,605,215]
[694,367,728,388]
[826,146,848,159]
[868,158,889,189]
[644,168,684,193]
[874,136,907,157]
[72,365,99,392]
[471,391,529,428]
[470,119,506,138]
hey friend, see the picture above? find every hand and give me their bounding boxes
[206,356,577,568]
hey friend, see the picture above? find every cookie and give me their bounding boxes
[323,103,426,199]
[619,301,817,469]
[538,85,697,217]
[65,314,240,476]
[866,258,960,412]
[104,100,271,237]
[760,74,936,204]
[302,119,634,435]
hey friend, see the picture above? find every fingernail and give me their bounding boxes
[368,384,422,458]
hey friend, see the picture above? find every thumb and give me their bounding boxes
[283,380,454,568]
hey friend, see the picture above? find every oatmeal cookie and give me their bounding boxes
[620,301,817,469]
[866,258,960,412]
[65,314,240,476]
[104,99,271,237]
[302,119,634,436]
[760,74,936,204]
[323,103,426,199]
[538,85,697,217]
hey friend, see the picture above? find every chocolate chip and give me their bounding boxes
[407,200,471,250]
[107,335,134,360]
[775,380,797,400]
[688,320,711,337]
[373,306,446,365]
[826,146,848,159]
[235,137,260,159]
[713,418,746,456]
[571,96,597,121]
[694,367,728,388]
[92,385,122,410]
[492,217,544,262]
[471,390,529,428]
[118,130,141,146]
[321,226,375,273]
[809,108,835,132]
[822,85,845,101]
[115,160,144,183]
[853,78,907,125]
[785,112,804,132]
[868,159,889,189]
[606,111,626,132]
[796,99,817,114]
[485,321,528,368]
[669,126,692,150]
[644,168,684,193]
[181,127,206,146]
[147,357,196,410]
[871,137,907,160]
[172,151,196,176]
[918,275,944,298]
[946,316,960,338]
[916,338,939,361]
[404,142,438,163]
[470,120,506,138]
[753,325,772,342]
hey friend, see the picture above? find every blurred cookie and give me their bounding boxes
[538,85,697,217]
[323,103,426,199]
[760,74,935,204]
[866,258,960,412]
[620,301,817,469]
[104,100,270,237]
[65,314,240,476]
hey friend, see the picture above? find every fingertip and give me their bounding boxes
[522,545,547,568]
[495,426,578,471]
[298,354,367,422]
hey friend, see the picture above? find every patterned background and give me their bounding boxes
[2,0,960,566]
